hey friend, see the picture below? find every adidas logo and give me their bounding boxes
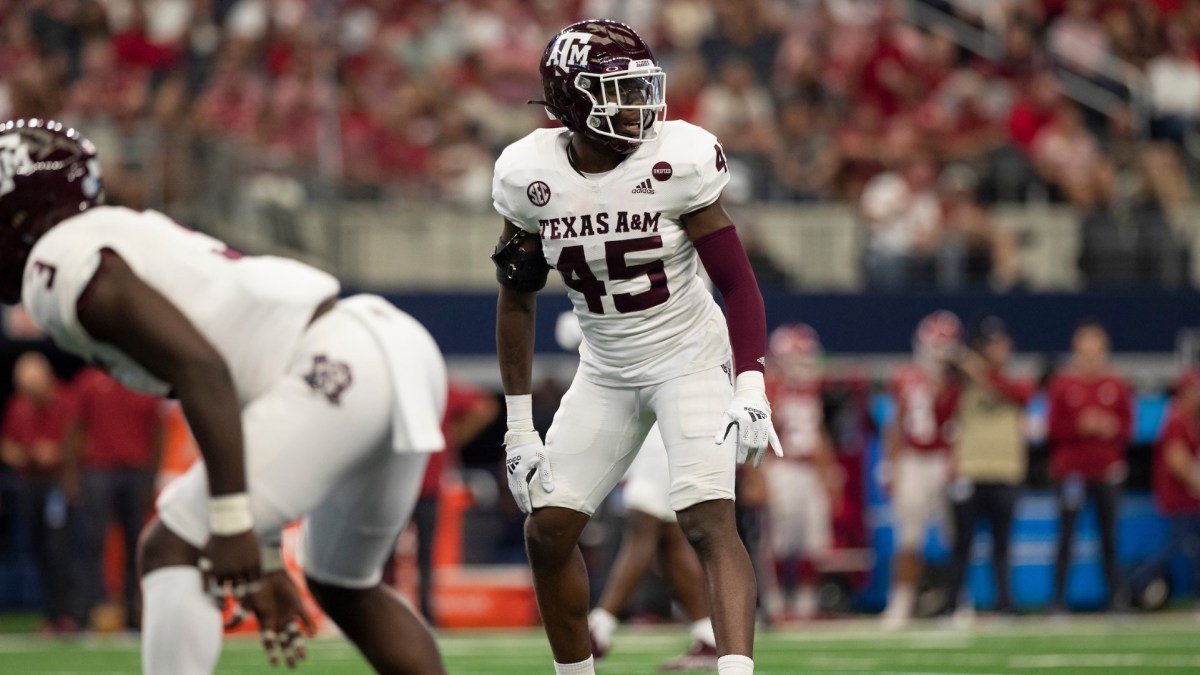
[631,178,655,194]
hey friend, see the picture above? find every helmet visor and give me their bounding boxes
[577,66,667,146]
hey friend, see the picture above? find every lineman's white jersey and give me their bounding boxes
[493,120,732,387]
[22,206,339,404]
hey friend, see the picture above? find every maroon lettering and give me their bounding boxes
[557,245,606,313]
[32,261,56,289]
[560,216,578,238]
[578,214,595,237]
[595,212,610,234]
[643,212,660,232]
[615,211,630,233]
[555,236,671,315]
[714,143,728,173]
[608,236,669,313]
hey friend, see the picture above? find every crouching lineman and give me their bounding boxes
[492,20,780,675]
[0,119,448,674]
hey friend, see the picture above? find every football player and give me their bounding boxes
[492,20,780,675]
[0,119,448,674]
[763,324,840,621]
[880,311,963,630]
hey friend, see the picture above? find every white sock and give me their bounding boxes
[885,583,914,617]
[690,617,716,647]
[554,656,596,675]
[717,654,754,674]
[587,608,617,648]
[142,566,222,675]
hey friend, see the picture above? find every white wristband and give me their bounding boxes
[735,371,765,393]
[261,546,284,574]
[209,493,254,536]
[505,394,535,432]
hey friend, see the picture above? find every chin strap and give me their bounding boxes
[528,99,560,121]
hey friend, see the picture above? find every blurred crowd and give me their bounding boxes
[3,0,1200,288]
[0,355,162,634]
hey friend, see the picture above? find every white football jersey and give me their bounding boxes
[22,206,340,403]
[493,120,732,386]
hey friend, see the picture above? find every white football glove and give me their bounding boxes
[503,429,554,514]
[715,371,783,468]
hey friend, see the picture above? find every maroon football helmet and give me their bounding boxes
[0,119,103,304]
[537,19,666,154]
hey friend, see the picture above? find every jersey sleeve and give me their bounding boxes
[678,125,731,213]
[21,225,104,354]
[491,144,539,234]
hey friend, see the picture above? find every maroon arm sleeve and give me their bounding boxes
[693,225,767,375]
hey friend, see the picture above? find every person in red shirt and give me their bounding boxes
[62,367,163,631]
[0,351,76,633]
[1046,321,1132,612]
[881,311,963,630]
[1128,369,1200,606]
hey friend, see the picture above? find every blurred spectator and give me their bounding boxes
[63,368,163,632]
[0,352,76,634]
[1046,0,1111,76]
[1046,321,1131,612]
[943,317,1033,619]
[664,51,708,124]
[1146,25,1200,145]
[699,0,781,84]
[0,0,1198,289]
[696,57,776,187]
[938,165,1021,290]
[1031,101,1110,210]
[1080,142,1190,287]
[860,153,953,290]
[1008,70,1061,154]
[428,106,494,210]
[770,98,841,201]
[1127,369,1200,608]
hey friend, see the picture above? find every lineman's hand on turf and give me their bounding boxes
[504,430,553,514]
[243,570,315,669]
[203,530,262,600]
[716,373,783,468]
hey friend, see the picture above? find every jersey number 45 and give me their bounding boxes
[558,235,668,314]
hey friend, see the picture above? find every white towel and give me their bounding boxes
[338,295,447,454]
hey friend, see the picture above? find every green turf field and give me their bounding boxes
[0,614,1198,674]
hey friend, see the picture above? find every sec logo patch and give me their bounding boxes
[652,161,673,181]
[527,181,551,206]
